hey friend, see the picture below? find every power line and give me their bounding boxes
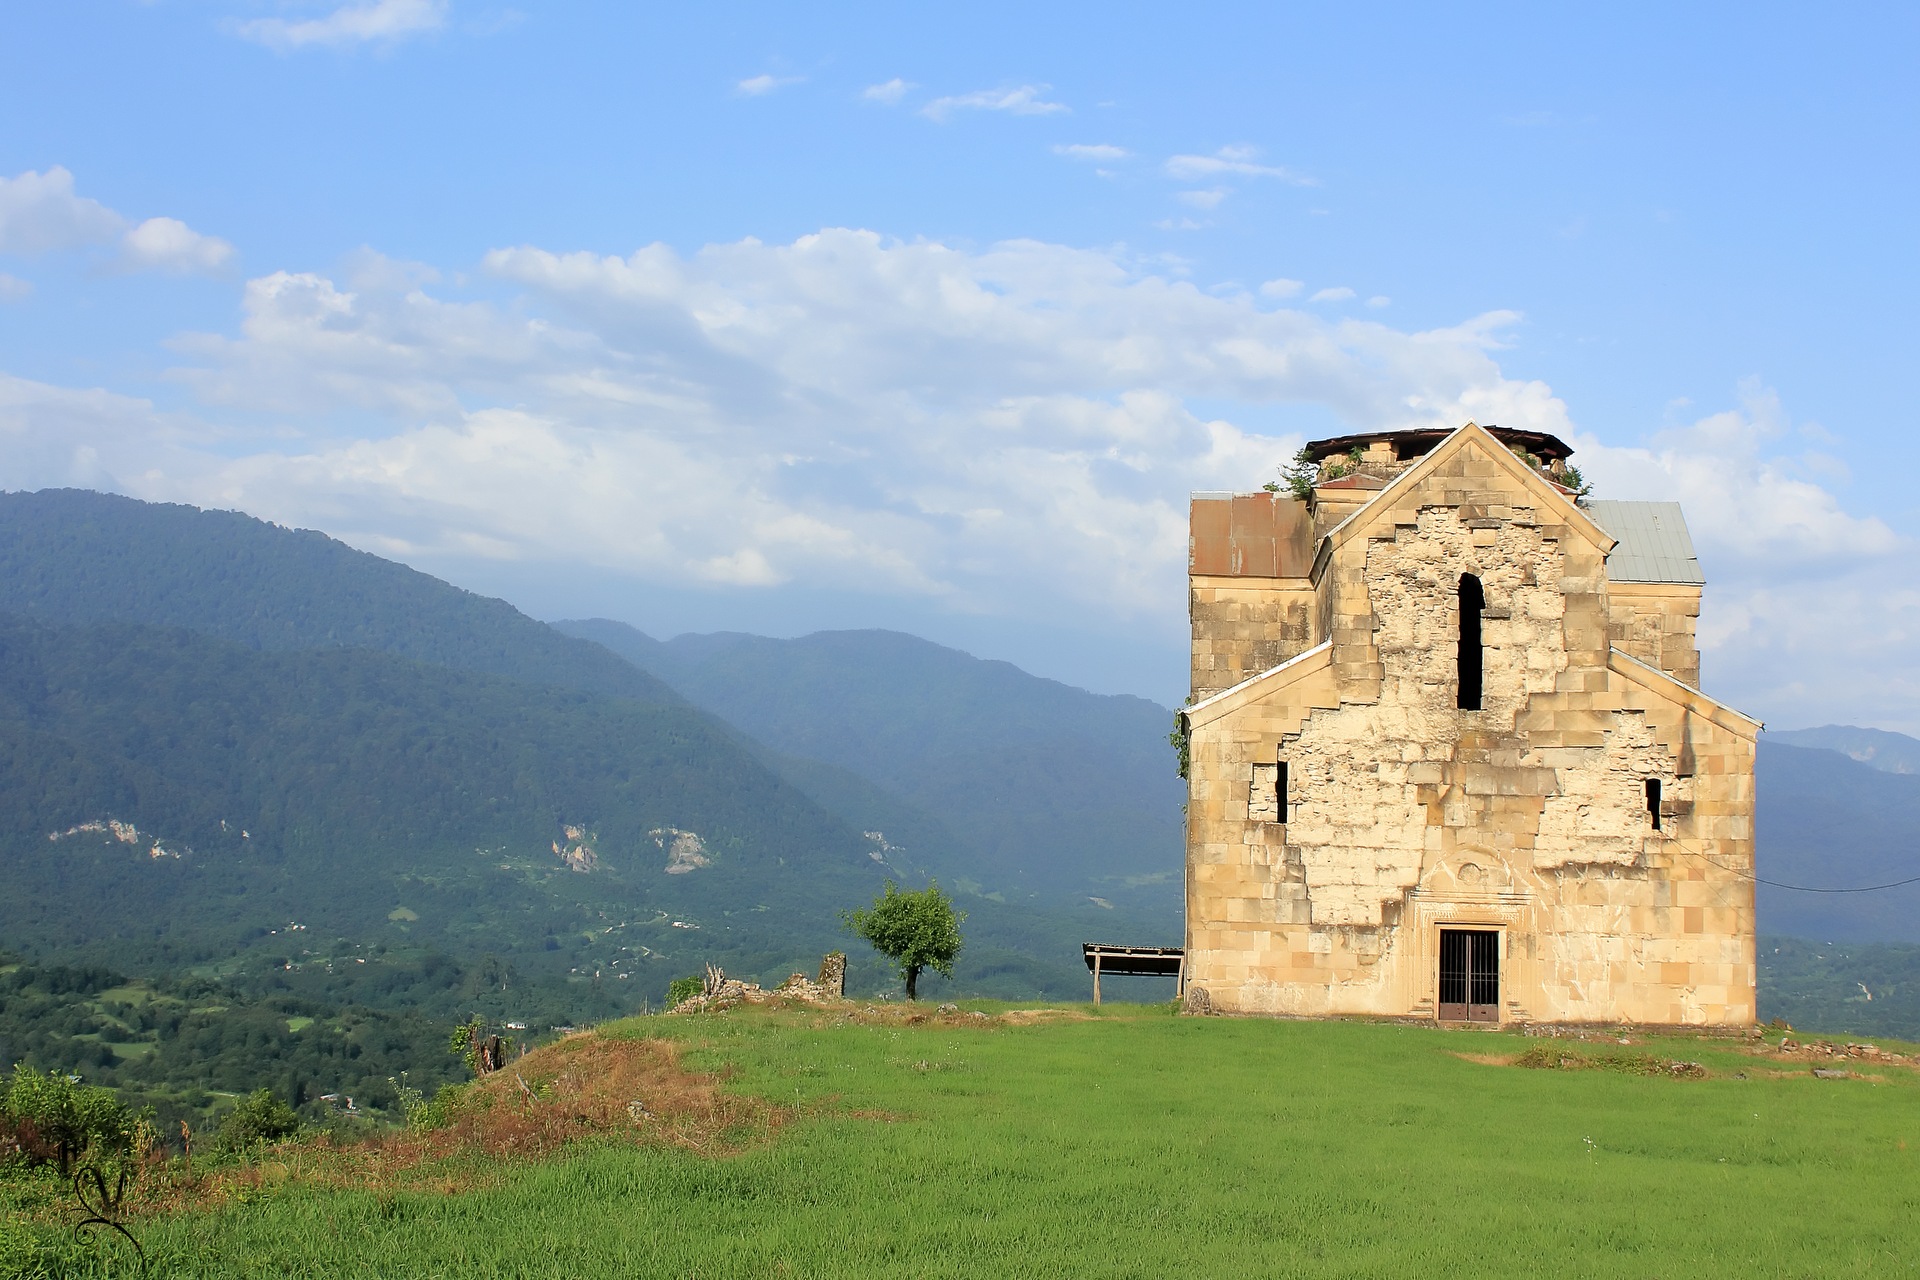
[1676,841,1920,894]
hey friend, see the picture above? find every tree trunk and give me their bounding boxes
[905,964,921,1000]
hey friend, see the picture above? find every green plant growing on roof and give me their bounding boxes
[1267,446,1320,500]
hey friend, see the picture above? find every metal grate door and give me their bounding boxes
[1437,929,1500,1023]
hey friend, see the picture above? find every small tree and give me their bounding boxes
[1,1066,152,1175]
[843,882,966,1000]
[211,1089,301,1154]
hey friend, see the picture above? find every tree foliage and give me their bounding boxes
[843,882,965,1000]
[211,1088,301,1154]
[1,1065,153,1175]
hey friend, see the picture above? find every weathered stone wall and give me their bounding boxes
[1183,429,1757,1027]
[1188,578,1317,699]
[1606,583,1702,688]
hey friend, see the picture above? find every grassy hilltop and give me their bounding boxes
[7,1006,1916,1278]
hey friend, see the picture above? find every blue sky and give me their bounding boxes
[2,2,1916,727]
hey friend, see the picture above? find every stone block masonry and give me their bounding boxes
[1181,423,1758,1027]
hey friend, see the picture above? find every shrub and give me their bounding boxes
[0,1066,153,1175]
[211,1089,301,1154]
[666,975,703,1008]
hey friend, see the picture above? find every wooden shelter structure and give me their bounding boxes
[1081,943,1186,1005]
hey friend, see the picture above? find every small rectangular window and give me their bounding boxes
[1645,778,1662,831]
[1277,761,1288,823]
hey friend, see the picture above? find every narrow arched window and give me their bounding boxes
[1457,572,1484,710]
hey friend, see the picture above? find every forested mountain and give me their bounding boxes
[0,613,889,994]
[1754,741,1920,943]
[1768,725,1920,775]
[556,621,1185,916]
[0,489,681,706]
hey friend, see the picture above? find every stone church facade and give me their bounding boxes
[1179,422,1760,1025]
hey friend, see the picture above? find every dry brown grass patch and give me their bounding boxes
[129,1030,789,1213]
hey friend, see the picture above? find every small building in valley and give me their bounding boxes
[1179,422,1759,1025]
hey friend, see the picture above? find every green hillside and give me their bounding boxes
[8,1007,1915,1278]
[0,613,894,1008]
[557,620,1185,915]
[0,956,461,1133]
[0,489,680,707]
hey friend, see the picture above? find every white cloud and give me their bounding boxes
[0,168,232,276]
[0,273,30,301]
[1054,143,1128,162]
[122,217,235,274]
[236,0,448,51]
[1366,295,1391,309]
[0,167,124,253]
[1570,384,1911,728]
[1165,145,1315,185]
[5,230,1908,725]
[861,78,915,105]
[80,231,1590,630]
[736,73,803,97]
[1176,188,1229,210]
[921,85,1068,122]
[1310,286,1355,303]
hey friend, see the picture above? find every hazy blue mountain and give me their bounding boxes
[0,489,681,707]
[1768,725,1920,775]
[1755,741,1920,943]
[0,490,1171,1007]
[554,620,1186,916]
[0,613,1145,1010]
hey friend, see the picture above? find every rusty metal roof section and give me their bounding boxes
[1586,500,1706,586]
[1305,424,1574,464]
[1189,491,1313,578]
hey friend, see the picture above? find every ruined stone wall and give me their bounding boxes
[1606,583,1702,689]
[1184,433,1757,1026]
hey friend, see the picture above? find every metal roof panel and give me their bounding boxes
[1586,500,1705,585]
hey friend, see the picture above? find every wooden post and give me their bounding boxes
[1092,950,1102,1006]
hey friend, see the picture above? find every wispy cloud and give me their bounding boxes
[1310,286,1355,303]
[921,84,1067,122]
[1366,296,1391,309]
[1176,188,1229,210]
[0,168,232,275]
[1053,143,1128,162]
[1164,145,1315,185]
[1259,278,1303,299]
[236,0,448,52]
[861,78,915,105]
[736,73,804,97]
[0,274,30,302]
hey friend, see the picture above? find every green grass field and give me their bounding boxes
[9,1005,1920,1278]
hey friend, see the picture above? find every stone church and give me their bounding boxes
[1179,422,1759,1025]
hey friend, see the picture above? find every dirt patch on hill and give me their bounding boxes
[399,1030,785,1163]
[138,1031,787,1212]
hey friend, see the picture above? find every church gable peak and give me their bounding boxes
[1312,422,1613,576]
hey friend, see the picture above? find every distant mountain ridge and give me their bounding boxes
[0,489,681,707]
[0,488,1165,1011]
[555,620,1186,916]
[1769,725,1920,775]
